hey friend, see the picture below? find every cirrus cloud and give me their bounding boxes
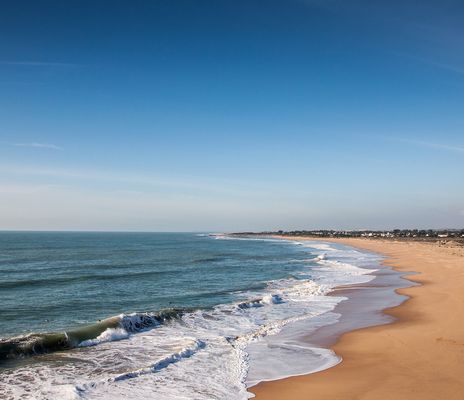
[10,142,63,150]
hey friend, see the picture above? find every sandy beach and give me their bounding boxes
[250,237,464,400]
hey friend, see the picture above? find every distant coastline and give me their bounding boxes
[231,228,464,244]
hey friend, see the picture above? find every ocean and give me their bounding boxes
[0,232,382,399]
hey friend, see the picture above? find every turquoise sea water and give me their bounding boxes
[0,232,316,339]
[0,232,381,400]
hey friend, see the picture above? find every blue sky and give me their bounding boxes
[0,0,463,231]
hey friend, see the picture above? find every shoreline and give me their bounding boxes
[250,237,464,399]
[245,236,412,389]
[245,238,399,388]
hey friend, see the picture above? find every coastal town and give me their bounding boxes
[234,229,464,243]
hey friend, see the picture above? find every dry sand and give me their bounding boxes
[250,237,464,400]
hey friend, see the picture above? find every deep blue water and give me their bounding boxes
[0,232,313,338]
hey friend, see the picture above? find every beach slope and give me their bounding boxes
[251,238,464,400]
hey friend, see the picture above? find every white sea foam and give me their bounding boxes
[0,239,381,400]
[119,312,164,331]
[75,339,207,398]
[114,339,206,380]
[261,294,284,305]
[79,328,129,347]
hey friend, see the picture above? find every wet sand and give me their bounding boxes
[250,237,464,400]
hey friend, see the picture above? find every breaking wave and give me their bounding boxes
[0,309,183,361]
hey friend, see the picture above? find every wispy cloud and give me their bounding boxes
[0,61,78,67]
[397,138,464,153]
[11,142,63,150]
[427,61,464,76]
[373,135,464,154]
[410,57,464,77]
[393,52,464,77]
[0,163,308,202]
